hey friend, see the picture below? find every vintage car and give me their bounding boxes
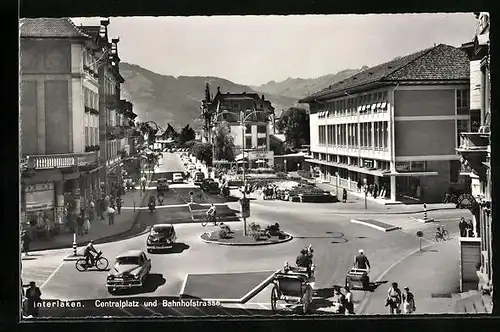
[107,250,151,293]
[146,224,177,252]
[193,171,205,185]
[157,178,169,192]
[200,178,219,193]
[172,173,184,184]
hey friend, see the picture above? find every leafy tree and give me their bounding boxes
[179,124,196,146]
[276,107,310,149]
[213,121,235,162]
[191,142,213,166]
[138,122,158,145]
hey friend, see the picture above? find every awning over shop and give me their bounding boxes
[383,171,439,177]
[305,158,385,177]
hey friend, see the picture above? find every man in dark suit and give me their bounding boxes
[25,281,42,317]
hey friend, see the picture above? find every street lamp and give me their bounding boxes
[284,159,287,173]
[335,172,339,197]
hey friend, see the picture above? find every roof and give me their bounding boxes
[153,224,174,229]
[20,18,90,39]
[300,44,469,103]
[79,25,101,38]
[116,250,143,258]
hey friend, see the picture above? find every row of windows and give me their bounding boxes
[83,87,99,110]
[456,89,470,112]
[106,109,125,127]
[313,90,389,117]
[318,122,389,149]
[84,126,99,146]
[244,137,267,149]
[242,124,268,134]
[104,76,116,96]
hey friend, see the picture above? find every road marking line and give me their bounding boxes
[236,303,254,315]
[215,306,231,315]
[39,259,67,290]
[140,304,158,315]
[192,305,207,315]
[240,269,280,303]
[258,303,269,310]
[179,274,189,297]
[351,219,400,232]
[119,307,135,317]
[168,305,186,316]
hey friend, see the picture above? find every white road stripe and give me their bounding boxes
[140,304,158,315]
[168,305,186,316]
[236,303,254,315]
[192,306,207,315]
[40,260,66,290]
[119,307,134,317]
[258,303,269,310]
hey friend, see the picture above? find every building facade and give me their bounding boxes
[20,18,135,235]
[300,44,471,203]
[201,86,275,168]
[458,12,492,292]
[20,18,101,231]
[80,20,126,197]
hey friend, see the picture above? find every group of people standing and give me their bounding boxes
[356,181,387,199]
[459,217,476,237]
[386,282,417,314]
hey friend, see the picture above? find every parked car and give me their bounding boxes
[200,178,219,193]
[146,224,177,253]
[188,164,196,171]
[157,178,169,192]
[172,173,184,184]
[107,250,151,293]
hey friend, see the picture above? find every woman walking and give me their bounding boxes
[386,282,402,314]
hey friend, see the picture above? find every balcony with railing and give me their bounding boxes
[22,151,99,171]
[457,132,490,153]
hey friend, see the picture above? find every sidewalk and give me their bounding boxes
[29,181,151,252]
[359,238,461,315]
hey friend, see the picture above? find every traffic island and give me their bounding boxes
[200,229,293,246]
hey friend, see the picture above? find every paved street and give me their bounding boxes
[26,153,472,318]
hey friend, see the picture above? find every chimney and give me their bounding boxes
[99,18,110,39]
[217,86,221,93]
[261,94,265,101]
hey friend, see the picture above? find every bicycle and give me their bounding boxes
[201,215,221,227]
[435,226,449,242]
[75,251,109,272]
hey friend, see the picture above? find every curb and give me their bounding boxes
[30,185,152,252]
[321,207,458,215]
[200,231,294,246]
[350,219,400,232]
[356,238,454,315]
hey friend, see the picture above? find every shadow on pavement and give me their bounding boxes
[112,273,166,295]
[368,280,388,292]
[150,243,190,254]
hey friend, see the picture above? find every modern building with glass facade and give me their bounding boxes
[300,44,471,203]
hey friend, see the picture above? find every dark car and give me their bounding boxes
[146,224,177,253]
[200,178,219,194]
[107,250,151,293]
[193,171,205,185]
[157,178,169,192]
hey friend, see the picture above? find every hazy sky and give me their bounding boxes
[72,14,478,86]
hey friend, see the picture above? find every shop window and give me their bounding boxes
[245,137,252,148]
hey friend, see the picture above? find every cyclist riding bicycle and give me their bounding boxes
[84,240,98,267]
[437,225,445,234]
[206,204,217,223]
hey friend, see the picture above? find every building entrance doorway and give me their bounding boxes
[396,176,421,201]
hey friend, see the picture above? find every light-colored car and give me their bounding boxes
[188,164,196,171]
[172,173,184,184]
[107,250,151,292]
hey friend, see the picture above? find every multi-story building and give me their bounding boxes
[201,86,275,168]
[20,18,102,231]
[300,44,471,203]
[458,12,491,293]
[80,19,126,197]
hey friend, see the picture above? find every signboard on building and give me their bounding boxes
[470,60,482,110]
[396,162,411,172]
[363,159,374,169]
[24,183,55,212]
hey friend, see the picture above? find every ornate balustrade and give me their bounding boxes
[24,151,99,170]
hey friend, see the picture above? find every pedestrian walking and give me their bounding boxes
[402,287,416,314]
[77,209,85,235]
[373,184,379,199]
[116,197,122,215]
[357,180,362,193]
[386,282,402,314]
[141,176,147,193]
[342,188,348,203]
[332,286,346,314]
[88,199,95,222]
[107,206,116,225]
[344,286,355,315]
[459,217,467,237]
[83,213,90,235]
[21,230,31,256]
[98,198,105,221]
[25,281,42,317]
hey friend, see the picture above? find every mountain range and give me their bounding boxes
[119,62,367,131]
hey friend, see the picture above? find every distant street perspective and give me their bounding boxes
[19,13,492,319]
